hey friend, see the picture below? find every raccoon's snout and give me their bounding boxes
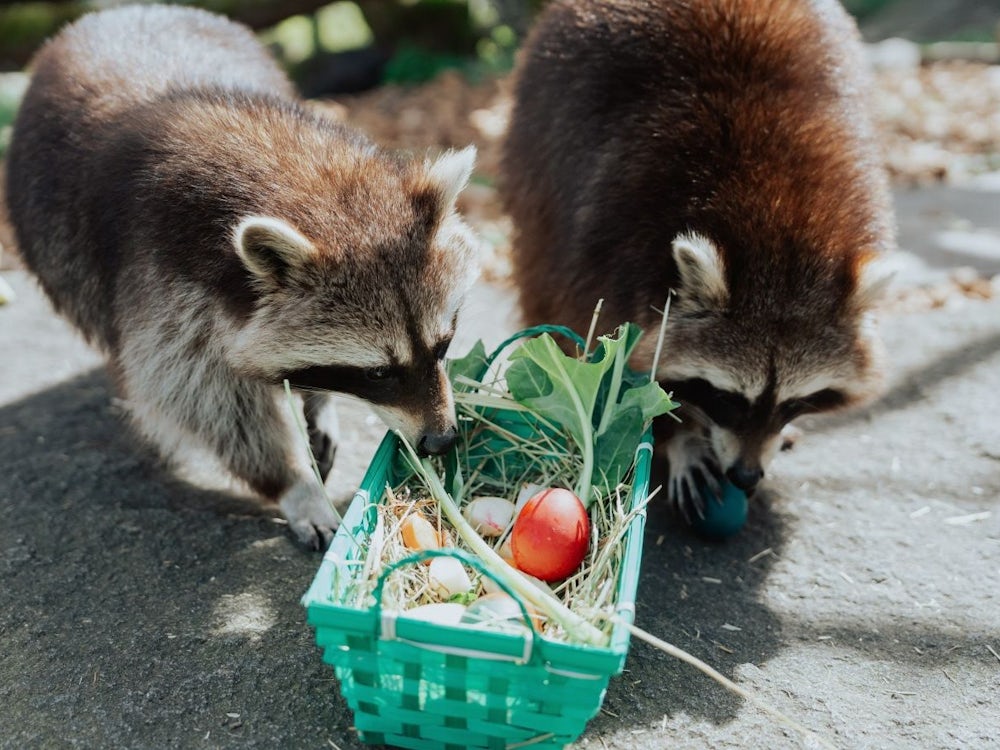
[417,425,458,456]
[726,462,764,492]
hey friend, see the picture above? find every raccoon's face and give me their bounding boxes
[225,147,481,455]
[653,232,892,492]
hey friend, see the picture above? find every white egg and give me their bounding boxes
[428,557,474,600]
[463,496,517,537]
[462,593,543,632]
[516,483,545,511]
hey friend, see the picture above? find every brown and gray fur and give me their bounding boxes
[502,0,895,515]
[6,5,480,548]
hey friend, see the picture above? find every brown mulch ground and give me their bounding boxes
[319,59,1000,194]
[2,60,999,280]
[315,61,1000,291]
[874,60,1000,185]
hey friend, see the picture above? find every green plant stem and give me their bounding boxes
[595,335,627,437]
[544,353,596,505]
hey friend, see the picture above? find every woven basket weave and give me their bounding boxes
[302,430,651,750]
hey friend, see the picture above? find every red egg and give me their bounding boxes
[510,488,590,581]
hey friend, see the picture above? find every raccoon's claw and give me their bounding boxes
[664,429,726,524]
[669,460,725,523]
[671,465,718,523]
[303,393,339,483]
[671,475,704,524]
[279,481,340,551]
[308,427,336,482]
[285,520,335,551]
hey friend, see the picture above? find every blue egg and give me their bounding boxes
[693,481,748,538]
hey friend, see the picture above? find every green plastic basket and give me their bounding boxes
[302,431,652,750]
[302,326,655,749]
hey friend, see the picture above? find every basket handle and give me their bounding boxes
[372,547,542,662]
[483,324,588,373]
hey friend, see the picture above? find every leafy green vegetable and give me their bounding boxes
[446,339,489,390]
[503,323,676,505]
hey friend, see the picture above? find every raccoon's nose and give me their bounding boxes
[726,463,764,492]
[417,426,458,456]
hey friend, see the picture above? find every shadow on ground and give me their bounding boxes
[1,368,798,747]
[3,366,997,749]
[0,370,361,749]
[810,329,1000,434]
[592,480,791,732]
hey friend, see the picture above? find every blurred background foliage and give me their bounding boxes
[0,0,998,155]
[0,0,537,84]
[1,1,998,80]
[0,0,539,151]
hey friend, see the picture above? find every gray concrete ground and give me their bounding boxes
[2,185,999,750]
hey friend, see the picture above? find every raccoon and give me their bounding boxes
[502,0,895,515]
[5,5,480,548]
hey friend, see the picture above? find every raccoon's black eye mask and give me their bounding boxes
[278,335,453,404]
[669,377,847,431]
[777,388,846,421]
[279,364,405,403]
[668,378,751,429]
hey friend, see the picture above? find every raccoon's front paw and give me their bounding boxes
[665,433,723,523]
[279,481,340,551]
[308,426,337,482]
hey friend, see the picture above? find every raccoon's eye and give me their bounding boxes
[778,400,808,421]
[779,388,846,420]
[668,378,749,428]
[365,365,392,381]
[707,390,750,426]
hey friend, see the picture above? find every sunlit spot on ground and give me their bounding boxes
[212,591,275,642]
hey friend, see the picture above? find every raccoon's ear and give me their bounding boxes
[234,216,317,285]
[672,232,729,311]
[425,146,477,210]
[851,253,897,310]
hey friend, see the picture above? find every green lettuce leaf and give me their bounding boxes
[450,323,677,506]
[446,339,488,391]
